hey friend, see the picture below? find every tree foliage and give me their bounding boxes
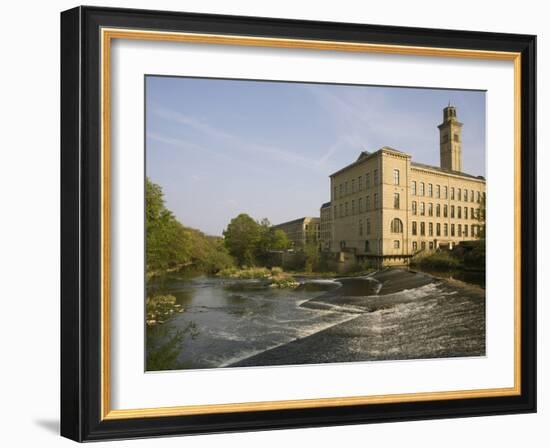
[222,214,262,266]
[223,214,291,266]
[146,177,234,274]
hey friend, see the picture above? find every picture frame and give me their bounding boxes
[60,5,536,441]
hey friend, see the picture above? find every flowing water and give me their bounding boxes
[147,269,485,370]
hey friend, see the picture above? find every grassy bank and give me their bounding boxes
[410,247,485,288]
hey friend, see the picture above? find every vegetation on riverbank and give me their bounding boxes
[217,266,299,288]
[411,241,485,272]
[146,294,184,326]
[146,178,234,277]
[146,323,198,371]
[410,241,486,288]
[411,251,462,270]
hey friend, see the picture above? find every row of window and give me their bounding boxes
[412,202,483,220]
[411,181,484,203]
[334,194,381,218]
[333,169,403,199]
[333,196,483,220]
[411,221,482,238]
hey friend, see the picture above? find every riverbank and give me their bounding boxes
[230,268,485,367]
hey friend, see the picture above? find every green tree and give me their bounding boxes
[146,177,192,273]
[223,214,262,266]
[146,177,234,275]
[270,229,291,251]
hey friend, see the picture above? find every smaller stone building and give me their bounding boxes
[319,202,332,251]
[272,217,320,249]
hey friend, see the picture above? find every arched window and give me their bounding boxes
[391,218,403,233]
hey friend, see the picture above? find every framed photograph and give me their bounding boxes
[60,6,536,441]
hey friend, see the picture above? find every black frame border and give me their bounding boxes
[61,6,536,442]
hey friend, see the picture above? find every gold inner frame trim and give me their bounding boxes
[100,27,522,421]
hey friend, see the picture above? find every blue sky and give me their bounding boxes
[146,76,486,236]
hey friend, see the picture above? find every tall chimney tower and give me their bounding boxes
[438,104,463,172]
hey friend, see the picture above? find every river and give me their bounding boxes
[146,268,485,370]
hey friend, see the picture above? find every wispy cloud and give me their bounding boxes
[151,107,333,172]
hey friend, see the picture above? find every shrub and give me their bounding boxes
[413,251,461,271]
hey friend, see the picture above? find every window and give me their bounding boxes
[391,218,403,233]
[411,181,417,195]
[476,208,480,219]
[465,207,468,219]
[458,206,462,219]
[374,193,379,209]
[393,169,400,185]
[471,190,474,202]
[345,202,348,216]
[436,204,441,217]
[429,222,433,236]
[420,222,425,236]
[458,224,462,237]
[365,240,370,252]
[333,208,337,220]
[444,223,448,236]
[412,241,418,251]
[339,184,343,197]
[340,241,346,249]
[333,186,337,199]
[420,182,425,196]
[458,188,462,201]
[359,219,363,236]
[454,133,460,142]
[428,183,433,197]
[394,193,400,209]
[451,224,455,236]
[444,186,448,199]
[366,196,371,211]
[436,184,441,198]
[471,207,475,219]
[429,241,434,250]
[358,197,363,213]
[358,176,363,191]
[464,225,468,237]
[365,173,370,188]
[351,199,355,215]
[412,221,417,235]
[366,219,371,235]
[393,240,400,249]
[477,191,481,202]
[421,241,426,250]
[444,204,448,217]
[374,169,379,185]
[428,203,433,217]
[464,189,468,202]
[436,223,441,236]
[420,202,425,216]
[339,204,343,218]
[412,201,417,215]
[451,205,455,218]
[451,187,455,200]
[351,179,355,193]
